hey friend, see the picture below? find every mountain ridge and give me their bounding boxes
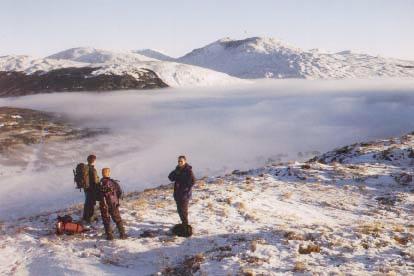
[0,52,243,96]
[133,49,175,61]
[1,37,414,97]
[178,36,414,79]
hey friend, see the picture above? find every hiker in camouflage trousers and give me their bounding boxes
[99,168,127,240]
[82,155,100,223]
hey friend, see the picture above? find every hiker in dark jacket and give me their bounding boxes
[168,155,196,225]
[82,155,100,223]
[99,167,126,240]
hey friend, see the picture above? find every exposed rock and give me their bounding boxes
[0,67,168,97]
[0,107,104,154]
[394,172,413,185]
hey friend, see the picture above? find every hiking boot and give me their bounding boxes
[116,222,127,239]
[104,223,113,240]
[106,232,114,240]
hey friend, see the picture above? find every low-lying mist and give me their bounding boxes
[1,79,414,219]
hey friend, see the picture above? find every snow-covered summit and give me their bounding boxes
[219,36,299,53]
[133,49,175,61]
[0,55,90,74]
[47,47,156,64]
[178,36,414,79]
[180,37,300,62]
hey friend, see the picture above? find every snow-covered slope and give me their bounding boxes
[178,37,414,79]
[46,47,243,87]
[47,47,157,63]
[0,53,243,90]
[0,55,90,74]
[1,132,413,275]
[92,61,245,87]
[133,49,175,61]
[46,48,245,87]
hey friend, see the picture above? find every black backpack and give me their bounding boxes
[57,214,73,223]
[74,163,89,190]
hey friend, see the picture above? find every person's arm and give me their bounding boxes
[94,169,100,185]
[190,170,196,187]
[168,170,177,182]
[182,169,195,188]
[186,169,196,187]
[115,180,123,199]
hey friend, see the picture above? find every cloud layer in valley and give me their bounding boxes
[1,79,414,219]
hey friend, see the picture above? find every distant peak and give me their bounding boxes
[55,47,101,53]
[133,49,174,61]
[213,36,293,50]
[336,50,353,55]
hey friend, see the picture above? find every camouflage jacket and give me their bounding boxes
[85,165,100,192]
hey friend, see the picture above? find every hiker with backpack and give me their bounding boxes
[168,155,196,231]
[74,155,101,224]
[99,167,127,240]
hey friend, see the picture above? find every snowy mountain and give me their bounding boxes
[0,55,168,97]
[133,49,175,61]
[46,47,242,87]
[0,52,244,96]
[47,47,157,63]
[178,37,414,79]
[1,132,413,275]
[90,61,244,88]
[2,37,414,97]
[0,55,89,74]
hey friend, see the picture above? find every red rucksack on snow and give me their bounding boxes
[56,215,87,235]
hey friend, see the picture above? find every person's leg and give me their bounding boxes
[83,191,94,222]
[176,199,189,225]
[175,199,182,223]
[99,201,113,240]
[181,199,189,225]
[110,207,126,239]
[90,193,98,222]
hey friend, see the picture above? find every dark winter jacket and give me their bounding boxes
[168,164,196,201]
[99,177,123,210]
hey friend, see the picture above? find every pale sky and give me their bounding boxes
[1,0,413,59]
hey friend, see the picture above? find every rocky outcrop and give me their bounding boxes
[0,67,168,97]
[0,107,104,153]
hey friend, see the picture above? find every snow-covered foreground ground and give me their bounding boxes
[1,79,414,221]
[1,132,413,275]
